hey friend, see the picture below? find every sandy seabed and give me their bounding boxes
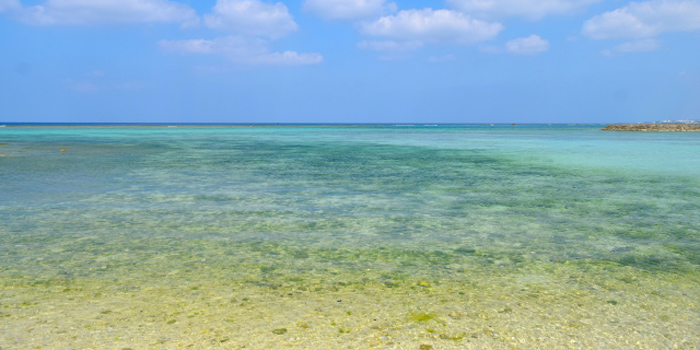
[2,262,698,350]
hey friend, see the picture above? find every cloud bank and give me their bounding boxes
[169,0,316,66]
[0,0,20,13]
[204,0,297,39]
[2,0,321,68]
[448,0,600,20]
[16,0,199,26]
[159,36,323,65]
[360,9,503,44]
[583,0,700,39]
[505,35,550,55]
[601,38,661,55]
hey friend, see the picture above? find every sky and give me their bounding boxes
[0,0,699,123]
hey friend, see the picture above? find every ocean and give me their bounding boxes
[1,124,698,349]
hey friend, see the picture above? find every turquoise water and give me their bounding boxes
[1,125,699,349]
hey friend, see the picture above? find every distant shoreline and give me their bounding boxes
[602,124,700,132]
[0,123,603,129]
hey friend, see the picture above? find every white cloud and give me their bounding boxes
[505,35,549,54]
[357,40,423,51]
[0,0,20,13]
[159,36,323,65]
[448,0,600,20]
[204,0,297,39]
[428,54,456,62]
[253,51,324,65]
[160,36,268,56]
[17,0,199,26]
[583,0,700,39]
[601,38,661,55]
[613,38,661,52]
[303,0,397,20]
[360,9,503,44]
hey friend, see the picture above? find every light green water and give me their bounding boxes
[0,125,698,349]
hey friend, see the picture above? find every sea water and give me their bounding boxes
[0,125,698,349]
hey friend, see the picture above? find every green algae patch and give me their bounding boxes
[272,328,288,335]
[439,333,466,341]
[454,247,477,255]
[409,312,437,323]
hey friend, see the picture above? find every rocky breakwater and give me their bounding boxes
[602,124,700,132]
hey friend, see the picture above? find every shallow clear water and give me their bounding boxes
[1,125,699,349]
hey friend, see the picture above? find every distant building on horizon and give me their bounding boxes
[650,119,700,124]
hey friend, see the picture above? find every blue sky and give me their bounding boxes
[1,0,698,123]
